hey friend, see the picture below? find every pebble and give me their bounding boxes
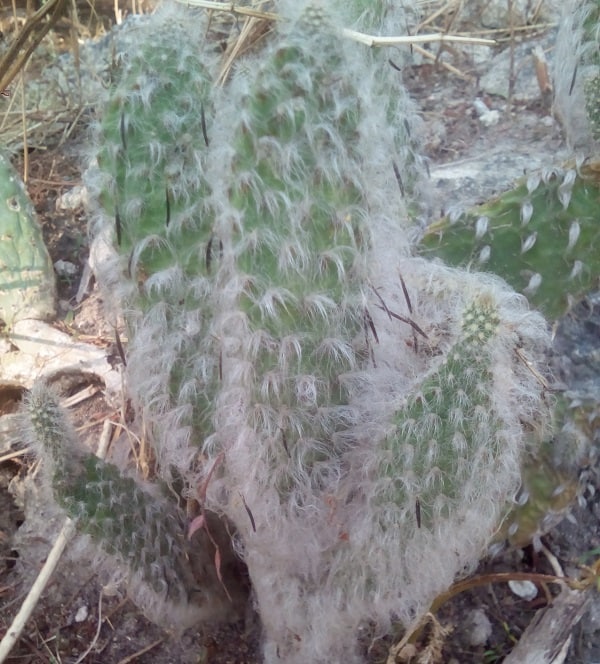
[74,605,89,622]
[56,185,88,211]
[479,109,501,126]
[54,259,78,277]
[466,608,493,646]
[508,579,538,601]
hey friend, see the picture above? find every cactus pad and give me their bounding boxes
[0,153,55,326]
[90,10,220,470]
[24,382,195,604]
[379,296,503,528]
[419,160,600,319]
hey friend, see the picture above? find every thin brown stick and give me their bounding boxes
[452,22,557,37]
[412,43,470,79]
[0,0,69,93]
[417,0,458,31]
[386,570,576,663]
[0,447,31,463]
[72,592,103,664]
[216,14,273,86]
[0,394,114,664]
[507,0,516,104]
[175,0,278,21]
[115,638,164,664]
[174,0,496,48]
[342,29,495,48]
[0,519,76,663]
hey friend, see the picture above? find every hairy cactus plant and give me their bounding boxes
[88,6,220,472]
[21,381,206,628]
[207,3,376,488]
[336,0,428,206]
[554,0,600,149]
[419,160,600,320]
[196,5,551,651]
[0,152,55,326]
[193,7,420,654]
[341,0,419,34]
[291,265,552,662]
[78,1,555,661]
[417,162,599,548]
[497,459,578,549]
[380,295,507,529]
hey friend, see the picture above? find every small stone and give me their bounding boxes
[54,260,78,277]
[479,109,501,127]
[473,98,491,116]
[74,605,89,622]
[56,186,88,211]
[466,608,492,646]
[508,579,538,601]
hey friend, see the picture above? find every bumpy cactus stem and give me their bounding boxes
[79,2,557,661]
[95,21,214,282]
[553,0,600,148]
[23,382,196,606]
[380,296,502,528]
[418,160,600,547]
[208,3,372,494]
[295,270,552,659]
[89,7,220,472]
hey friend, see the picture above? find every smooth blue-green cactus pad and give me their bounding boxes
[0,153,55,325]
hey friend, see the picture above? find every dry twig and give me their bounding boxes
[0,519,76,664]
[174,0,496,48]
[0,0,69,93]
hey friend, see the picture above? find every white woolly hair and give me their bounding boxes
[21,381,78,458]
[208,260,552,663]
[19,380,217,633]
[340,0,421,36]
[201,14,552,642]
[83,0,220,474]
[553,0,600,149]
[86,2,553,661]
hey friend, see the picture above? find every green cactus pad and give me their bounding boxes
[24,382,195,603]
[57,454,194,602]
[497,458,578,549]
[81,3,558,657]
[0,153,55,326]
[585,74,600,140]
[221,5,370,476]
[419,160,600,319]
[92,12,220,463]
[96,30,214,285]
[380,296,502,528]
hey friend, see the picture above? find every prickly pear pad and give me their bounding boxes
[0,153,55,326]
[420,162,600,319]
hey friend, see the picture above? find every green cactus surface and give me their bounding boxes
[58,455,195,602]
[498,458,578,549]
[419,160,600,320]
[222,4,368,475]
[379,296,502,528]
[419,160,600,543]
[81,2,559,659]
[585,74,600,139]
[92,11,221,462]
[24,382,195,603]
[96,32,214,284]
[0,153,55,326]
[554,0,600,148]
